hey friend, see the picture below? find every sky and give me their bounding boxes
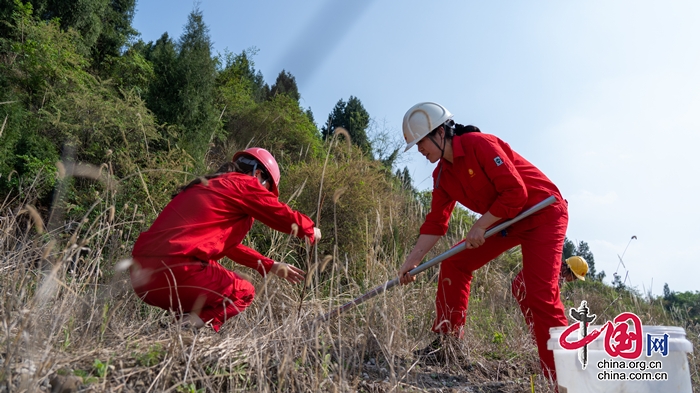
[132,1,700,296]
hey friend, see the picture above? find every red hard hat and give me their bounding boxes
[232,147,281,196]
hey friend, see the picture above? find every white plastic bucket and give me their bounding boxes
[548,325,693,393]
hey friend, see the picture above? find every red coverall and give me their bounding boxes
[511,261,568,329]
[420,132,568,379]
[130,172,315,332]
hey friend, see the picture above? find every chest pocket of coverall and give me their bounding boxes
[462,159,497,214]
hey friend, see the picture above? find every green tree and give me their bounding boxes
[215,50,258,119]
[380,147,399,169]
[217,49,268,105]
[662,284,700,324]
[144,32,179,124]
[6,0,107,56]
[267,69,300,102]
[0,0,88,193]
[0,1,187,213]
[395,167,414,193]
[304,107,315,126]
[215,52,321,164]
[220,93,322,163]
[174,8,220,156]
[1,0,136,71]
[0,1,18,38]
[143,8,220,163]
[562,238,576,260]
[322,100,345,137]
[611,272,626,291]
[321,96,371,155]
[91,0,137,70]
[106,41,154,95]
[562,237,603,281]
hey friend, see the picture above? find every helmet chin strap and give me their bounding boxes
[427,127,446,158]
[426,125,447,189]
[236,156,259,177]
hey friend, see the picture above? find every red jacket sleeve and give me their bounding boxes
[419,165,457,236]
[233,177,317,242]
[224,243,274,276]
[470,136,528,219]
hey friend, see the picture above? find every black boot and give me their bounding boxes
[413,337,447,365]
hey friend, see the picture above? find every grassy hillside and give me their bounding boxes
[1,165,697,392]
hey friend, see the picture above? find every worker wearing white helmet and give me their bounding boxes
[398,102,569,383]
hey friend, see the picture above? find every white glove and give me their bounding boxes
[313,227,322,241]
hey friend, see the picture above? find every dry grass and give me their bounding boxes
[1,160,697,393]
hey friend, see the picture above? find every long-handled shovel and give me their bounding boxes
[317,195,557,322]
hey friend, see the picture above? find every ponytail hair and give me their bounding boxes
[453,123,481,136]
[433,119,481,139]
[172,161,246,198]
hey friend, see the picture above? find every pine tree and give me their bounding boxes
[144,33,179,125]
[344,96,371,153]
[143,9,220,162]
[575,240,598,279]
[217,50,268,103]
[304,107,315,126]
[321,99,346,139]
[268,70,300,102]
[396,166,414,192]
[92,0,137,69]
[321,96,371,154]
[175,8,219,151]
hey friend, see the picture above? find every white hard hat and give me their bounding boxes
[402,102,453,152]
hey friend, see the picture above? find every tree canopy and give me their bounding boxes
[268,70,300,102]
[321,96,372,155]
[0,0,137,71]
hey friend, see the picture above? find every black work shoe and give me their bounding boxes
[413,337,447,365]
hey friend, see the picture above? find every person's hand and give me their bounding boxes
[464,211,500,248]
[398,234,441,285]
[464,224,486,249]
[398,258,419,285]
[313,227,322,242]
[270,261,305,284]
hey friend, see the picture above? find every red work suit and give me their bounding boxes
[420,132,568,380]
[511,261,569,329]
[130,172,315,332]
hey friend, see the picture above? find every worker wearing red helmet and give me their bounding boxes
[397,102,568,383]
[130,147,321,331]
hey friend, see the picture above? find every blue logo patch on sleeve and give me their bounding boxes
[494,156,503,166]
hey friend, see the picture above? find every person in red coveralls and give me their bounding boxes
[512,255,588,333]
[130,147,321,331]
[397,102,568,383]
